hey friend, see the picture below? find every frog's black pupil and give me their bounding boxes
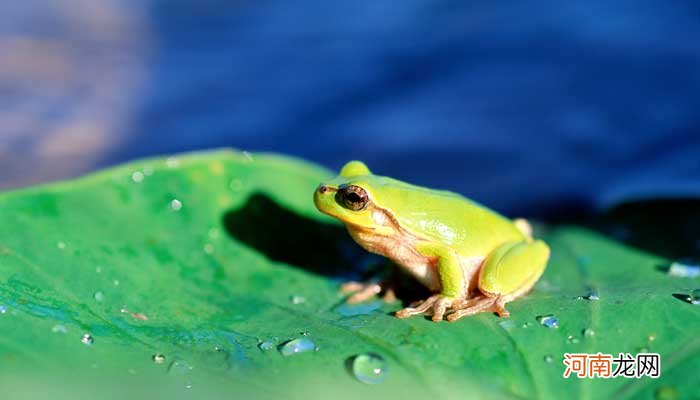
[347,193,361,203]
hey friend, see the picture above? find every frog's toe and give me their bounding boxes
[346,283,382,303]
[430,297,454,322]
[446,295,509,322]
[340,281,365,294]
[396,295,458,321]
[395,295,440,319]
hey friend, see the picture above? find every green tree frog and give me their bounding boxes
[313,161,550,322]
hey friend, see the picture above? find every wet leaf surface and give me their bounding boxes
[0,150,698,400]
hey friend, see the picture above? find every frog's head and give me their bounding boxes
[314,161,395,235]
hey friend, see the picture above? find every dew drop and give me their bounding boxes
[203,243,214,254]
[143,166,154,176]
[131,171,144,183]
[152,354,166,364]
[113,280,120,286]
[0,305,6,314]
[93,291,105,302]
[258,341,274,351]
[648,334,656,342]
[95,266,102,273]
[576,288,600,301]
[52,324,67,333]
[536,314,559,328]
[349,353,387,384]
[688,289,700,305]
[582,328,595,338]
[278,337,317,356]
[543,355,554,363]
[290,295,306,304]
[667,259,700,278]
[185,383,192,390]
[208,228,220,239]
[57,242,66,250]
[165,157,180,168]
[567,335,580,344]
[170,199,183,211]
[81,333,94,345]
[521,322,532,328]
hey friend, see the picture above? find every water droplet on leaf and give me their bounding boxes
[290,295,306,304]
[349,353,387,384]
[278,337,317,356]
[536,314,559,328]
[152,354,166,364]
[93,291,105,302]
[81,334,94,345]
[667,259,700,278]
[165,157,180,168]
[576,288,599,301]
[582,328,595,338]
[131,171,144,183]
[52,324,67,333]
[258,341,274,351]
[170,199,183,211]
[688,289,700,305]
[543,355,554,363]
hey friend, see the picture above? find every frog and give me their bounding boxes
[313,161,550,322]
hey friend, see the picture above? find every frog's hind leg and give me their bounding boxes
[446,240,550,322]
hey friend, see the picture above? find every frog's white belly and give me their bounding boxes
[347,225,485,294]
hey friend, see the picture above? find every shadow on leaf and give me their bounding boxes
[222,192,374,279]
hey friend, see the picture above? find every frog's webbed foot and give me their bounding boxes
[340,281,396,304]
[395,295,456,322]
[446,295,509,322]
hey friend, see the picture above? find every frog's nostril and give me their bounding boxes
[318,185,329,194]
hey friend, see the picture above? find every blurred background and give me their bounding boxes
[1,0,699,218]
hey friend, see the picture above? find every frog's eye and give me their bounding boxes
[338,185,369,211]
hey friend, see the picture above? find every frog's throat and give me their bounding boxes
[345,205,425,244]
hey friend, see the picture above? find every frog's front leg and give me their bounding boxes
[395,243,466,322]
[446,239,550,322]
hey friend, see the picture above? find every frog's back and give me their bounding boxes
[366,176,525,256]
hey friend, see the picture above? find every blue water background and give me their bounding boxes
[1,1,699,217]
